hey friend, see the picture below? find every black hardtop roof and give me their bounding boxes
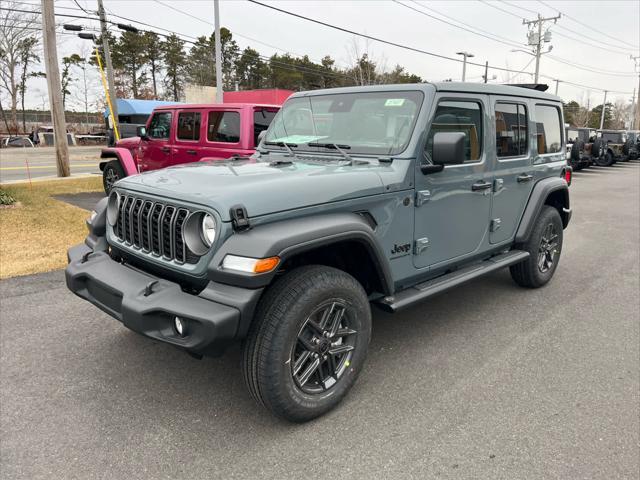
[291,82,561,102]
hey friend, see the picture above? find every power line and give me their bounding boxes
[537,0,639,50]
[393,0,522,49]
[412,0,524,47]
[546,54,637,77]
[247,0,534,75]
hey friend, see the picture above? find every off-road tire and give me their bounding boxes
[510,206,563,288]
[570,140,583,163]
[102,160,125,194]
[591,138,604,160]
[242,265,372,422]
[595,150,614,167]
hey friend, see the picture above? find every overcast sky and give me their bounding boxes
[17,0,640,110]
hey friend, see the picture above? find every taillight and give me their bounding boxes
[563,168,572,186]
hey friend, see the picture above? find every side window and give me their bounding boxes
[535,105,562,154]
[207,111,240,143]
[425,100,483,163]
[253,109,277,145]
[147,112,172,139]
[495,103,528,157]
[177,112,201,141]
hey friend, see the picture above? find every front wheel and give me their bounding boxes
[102,160,126,194]
[594,151,613,167]
[510,206,563,288]
[242,265,371,422]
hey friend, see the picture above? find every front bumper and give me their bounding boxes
[65,243,241,356]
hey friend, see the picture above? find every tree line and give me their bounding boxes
[102,28,423,102]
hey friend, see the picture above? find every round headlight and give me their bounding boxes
[201,213,216,247]
[107,191,120,226]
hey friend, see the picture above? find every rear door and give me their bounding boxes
[252,107,279,148]
[490,98,534,244]
[202,108,244,158]
[138,110,173,172]
[172,109,204,165]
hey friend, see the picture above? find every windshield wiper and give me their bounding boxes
[307,142,354,163]
[264,141,299,160]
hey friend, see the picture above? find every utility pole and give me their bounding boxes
[523,13,561,83]
[483,61,489,83]
[554,79,561,96]
[41,0,69,177]
[632,55,640,131]
[214,0,223,103]
[97,0,118,127]
[630,88,636,130]
[456,51,474,82]
[599,90,608,130]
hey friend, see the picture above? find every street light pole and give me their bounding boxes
[456,51,474,82]
[554,79,561,96]
[214,0,223,103]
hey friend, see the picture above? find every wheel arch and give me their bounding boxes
[515,177,570,243]
[99,147,138,176]
[209,213,394,297]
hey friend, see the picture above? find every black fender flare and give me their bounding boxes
[208,212,394,294]
[515,177,570,243]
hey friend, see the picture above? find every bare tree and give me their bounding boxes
[611,97,629,129]
[0,1,39,134]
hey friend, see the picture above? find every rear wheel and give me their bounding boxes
[242,265,371,422]
[594,151,614,167]
[510,206,563,288]
[102,160,125,194]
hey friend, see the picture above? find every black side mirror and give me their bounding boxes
[136,125,148,139]
[421,132,466,174]
[433,132,465,165]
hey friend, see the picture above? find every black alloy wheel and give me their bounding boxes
[291,300,357,394]
[537,223,559,274]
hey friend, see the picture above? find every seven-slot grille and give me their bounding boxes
[113,194,197,264]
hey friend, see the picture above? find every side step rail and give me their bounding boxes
[376,250,529,312]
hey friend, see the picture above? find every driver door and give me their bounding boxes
[413,95,492,270]
[138,110,173,172]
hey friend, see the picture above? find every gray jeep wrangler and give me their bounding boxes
[66,83,571,422]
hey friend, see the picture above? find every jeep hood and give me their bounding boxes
[117,159,387,221]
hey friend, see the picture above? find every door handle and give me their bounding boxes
[471,181,492,191]
[517,173,533,183]
[161,146,170,153]
[186,149,197,155]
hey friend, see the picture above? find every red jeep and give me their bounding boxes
[100,103,280,193]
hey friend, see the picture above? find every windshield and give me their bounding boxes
[264,90,424,155]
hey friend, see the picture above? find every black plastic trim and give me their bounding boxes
[515,177,570,243]
[208,213,394,294]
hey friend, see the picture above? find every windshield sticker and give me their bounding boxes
[270,135,328,144]
[385,98,405,107]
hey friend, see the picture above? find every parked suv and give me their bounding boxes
[100,103,280,193]
[67,83,571,422]
[625,130,639,160]
[597,129,628,165]
[565,126,597,169]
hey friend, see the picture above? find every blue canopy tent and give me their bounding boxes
[104,99,182,144]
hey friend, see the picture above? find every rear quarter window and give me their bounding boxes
[535,105,562,154]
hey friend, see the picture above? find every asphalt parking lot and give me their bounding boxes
[1,162,638,479]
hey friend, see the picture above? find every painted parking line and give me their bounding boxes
[0,163,100,170]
